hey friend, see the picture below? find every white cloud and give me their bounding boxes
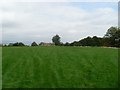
[1,2,118,44]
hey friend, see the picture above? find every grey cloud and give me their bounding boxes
[2,21,18,28]
[1,2,118,44]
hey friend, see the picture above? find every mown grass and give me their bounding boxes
[2,46,118,88]
[0,47,2,89]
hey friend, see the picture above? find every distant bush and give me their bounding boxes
[8,42,25,46]
[31,42,38,46]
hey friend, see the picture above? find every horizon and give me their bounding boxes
[1,35,104,45]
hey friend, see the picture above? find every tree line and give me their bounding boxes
[64,27,120,47]
[3,26,120,47]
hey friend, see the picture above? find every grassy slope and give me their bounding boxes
[2,46,118,88]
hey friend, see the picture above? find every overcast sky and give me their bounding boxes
[1,0,118,44]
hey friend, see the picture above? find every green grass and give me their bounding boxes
[2,46,118,88]
[0,47,2,89]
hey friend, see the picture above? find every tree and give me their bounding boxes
[104,27,118,38]
[92,36,102,46]
[39,42,44,46]
[9,42,25,46]
[52,35,61,45]
[70,41,80,46]
[103,27,120,47]
[114,28,120,47]
[13,42,19,46]
[64,42,70,46]
[79,36,92,46]
[31,42,38,46]
[18,42,25,46]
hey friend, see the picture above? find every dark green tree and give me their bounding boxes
[104,26,120,47]
[104,27,118,38]
[31,42,38,46]
[70,41,80,46]
[13,42,19,46]
[92,36,102,46]
[52,35,61,45]
[79,36,92,46]
[11,42,25,46]
[114,28,120,47]
[64,42,70,46]
[18,42,25,46]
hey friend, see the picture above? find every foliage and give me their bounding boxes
[31,42,38,46]
[69,36,102,47]
[68,26,120,47]
[64,42,70,46]
[103,27,120,47]
[6,26,120,47]
[104,27,118,38]
[52,35,61,45]
[8,42,25,46]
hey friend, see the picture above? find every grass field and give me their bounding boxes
[0,47,2,89]
[2,46,118,88]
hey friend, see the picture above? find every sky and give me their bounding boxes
[0,0,118,45]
